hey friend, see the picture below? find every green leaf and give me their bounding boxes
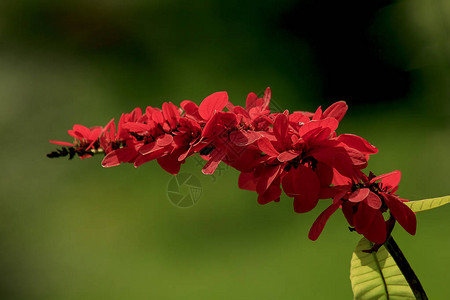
[350,237,414,300]
[404,195,450,213]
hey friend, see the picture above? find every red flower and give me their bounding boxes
[199,111,238,174]
[102,102,203,174]
[101,107,145,167]
[184,89,272,175]
[181,91,228,124]
[220,88,273,171]
[309,171,416,244]
[49,124,103,159]
[134,102,182,169]
[179,92,235,174]
[238,101,377,214]
[50,124,102,148]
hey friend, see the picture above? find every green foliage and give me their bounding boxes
[404,195,450,213]
[350,237,414,300]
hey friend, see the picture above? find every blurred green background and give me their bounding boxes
[1,0,449,299]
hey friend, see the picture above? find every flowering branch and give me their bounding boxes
[47,87,447,299]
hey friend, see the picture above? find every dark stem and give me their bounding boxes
[384,236,428,300]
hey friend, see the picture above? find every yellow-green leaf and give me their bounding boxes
[350,237,414,300]
[404,195,450,213]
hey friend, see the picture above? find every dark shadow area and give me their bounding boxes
[280,0,411,105]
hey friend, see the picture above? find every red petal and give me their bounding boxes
[256,165,281,194]
[354,201,376,232]
[129,107,143,120]
[257,179,282,205]
[134,147,168,167]
[217,111,237,128]
[199,91,228,120]
[89,126,102,139]
[384,193,416,235]
[308,201,341,240]
[309,146,336,166]
[318,186,344,200]
[49,140,74,146]
[337,134,378,154]
[245,92,258,110]
[201,113,221,138]
[277,150,299,162]
[224,147,261,172]
[348,188,370,203]
[332,189,350,204]
[117,114,129,140]
[178,146,193,162]
[238,172,257,191]
[225,100,235,111]
[162,102,179,129]
[103,118,116,141]
[342,202,356,227]
[86,127,102,149]
[181,100,200,116]
[362,211,387,244]
[348,148,367,167]
[300,127,322,143]
[312,106,322,120]
[68,129,81,140]
[281,169,295,197]
[372,171,401,191]
[229,130,261,146]
[146,107,164,124]
[299,118,338,137]
[102,147,137,167]
[315,162,334,187]
[273,114,289,145]
[102,151,121,167]
[139,142,164,155]
[366,191,382,209]
[156,134,174,147]
[333,151,357,178]
[233,106,250,119]
[308,127,332,143]
[202,147,227,175]
[157,156,181,175]
[322,101,348,122]
[257,138,280,157]
[122,122,151,132]
[73,124,91,138]
[289,112,310,127]
[262,87,271,111]
[292,165,320,213]
[331,168,352,186]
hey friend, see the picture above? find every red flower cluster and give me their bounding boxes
[48,88,416,244]
[310,170,416,244]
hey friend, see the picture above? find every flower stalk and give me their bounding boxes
[384,236,428,300]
